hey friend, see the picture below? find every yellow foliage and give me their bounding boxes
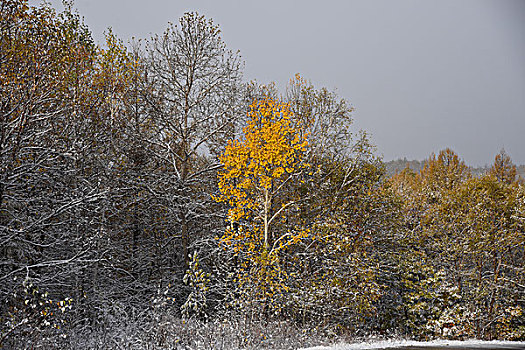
[215,97,308,240]
[215,97,309,308]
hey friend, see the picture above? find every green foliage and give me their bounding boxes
[1,277,73,344]
[388,148,525,340]
[181,252,211,320]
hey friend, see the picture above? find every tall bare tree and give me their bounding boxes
[141,12,243,268]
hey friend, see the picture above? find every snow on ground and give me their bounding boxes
[300,339,525,350]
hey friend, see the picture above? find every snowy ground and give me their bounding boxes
[301,340,525,350]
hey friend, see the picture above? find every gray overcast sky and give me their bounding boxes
[32,0,525,166]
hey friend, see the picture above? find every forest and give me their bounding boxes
[1,1,524,348]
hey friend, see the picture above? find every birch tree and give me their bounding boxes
[215,97,309,312]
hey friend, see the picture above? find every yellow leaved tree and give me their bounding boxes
[215,97,309,309]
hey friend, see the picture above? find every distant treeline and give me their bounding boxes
[385,157,525,179]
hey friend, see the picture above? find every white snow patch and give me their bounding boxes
[300,339,525,350]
